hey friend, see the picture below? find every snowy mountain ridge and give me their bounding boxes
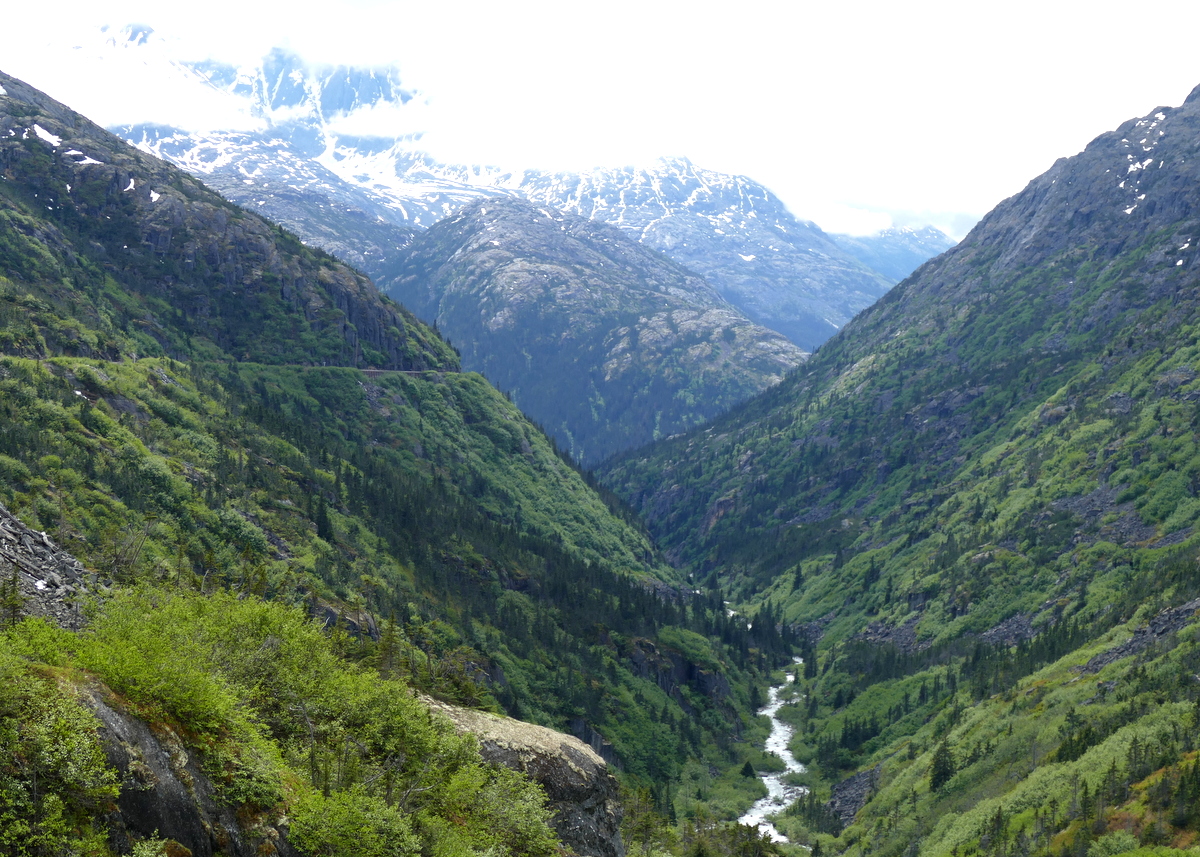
[96,27,952,346]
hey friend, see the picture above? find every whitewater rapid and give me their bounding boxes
[738,665,807,842]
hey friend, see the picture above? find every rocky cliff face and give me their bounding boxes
[423,698,625,857]
[383,196,807,464]
[91,690,298,857]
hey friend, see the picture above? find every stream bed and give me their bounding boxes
[738,666,807,842]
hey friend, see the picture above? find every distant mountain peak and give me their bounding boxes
[88,30,946,348]
[385,195,808,464]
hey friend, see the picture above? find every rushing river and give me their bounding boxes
[738,665,807,842]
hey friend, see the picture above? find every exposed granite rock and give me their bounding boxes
[853,615,924,653]
[88,689,297,857]
[981,612,1037,647]
[0,500,95,629]
[789,612,837,645]
[624,638,731,709]
[827,765,880,828]
[423,697,625,857]
[1081,597,1200,673]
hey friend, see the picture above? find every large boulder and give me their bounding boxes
[424,698,625,857]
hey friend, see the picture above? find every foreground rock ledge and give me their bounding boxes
[423,697,625,857]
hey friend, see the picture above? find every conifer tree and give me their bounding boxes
[930,740,956,792]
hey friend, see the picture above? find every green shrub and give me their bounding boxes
[289,786,420,857]
[1088,831,1140,857]
[0,642,117,855]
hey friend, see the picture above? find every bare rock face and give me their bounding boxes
[88,691,298,857]
[1082,597,1200,674]
[424,698,625,857]
[0,500,94,629]
[827,765,881,828]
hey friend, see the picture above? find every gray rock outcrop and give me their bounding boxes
[89,690,297,857]
[827,765,881,828]
[1082,597,1200,673]
[0,500,94,629]
[424,698,625,857]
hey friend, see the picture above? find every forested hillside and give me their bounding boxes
[602,85,1200,855]
[0,70,798,856]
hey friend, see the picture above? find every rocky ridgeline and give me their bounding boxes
[0,70,454,373]
[1082,597,1200,674]
[0,500,97,629]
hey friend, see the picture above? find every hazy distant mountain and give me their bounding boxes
[101,32,940,348]
[517,159,897,349]
[831,225,957,282]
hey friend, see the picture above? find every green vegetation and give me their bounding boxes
[766,599,1200,857]
[0,74,801,855]
[0,638,116,856]
[2,592,560,857]
[600,95,1200,854]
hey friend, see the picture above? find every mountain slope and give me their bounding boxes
[0,68,795,842]
[600,85,1200,852]
[0,73,450,372]
[603,85,1200,608]
[381,197,807,465]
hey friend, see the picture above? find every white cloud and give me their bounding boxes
[4,0,1200,235]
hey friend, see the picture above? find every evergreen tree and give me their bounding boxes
[930,740,956,792]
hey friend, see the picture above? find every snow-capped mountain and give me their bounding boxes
[516,159,897,348]
[102,28,949,347]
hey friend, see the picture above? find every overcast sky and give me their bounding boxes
[5,0,1200,237]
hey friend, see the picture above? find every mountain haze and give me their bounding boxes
[831,225,958,283]
[97,32,941,348]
